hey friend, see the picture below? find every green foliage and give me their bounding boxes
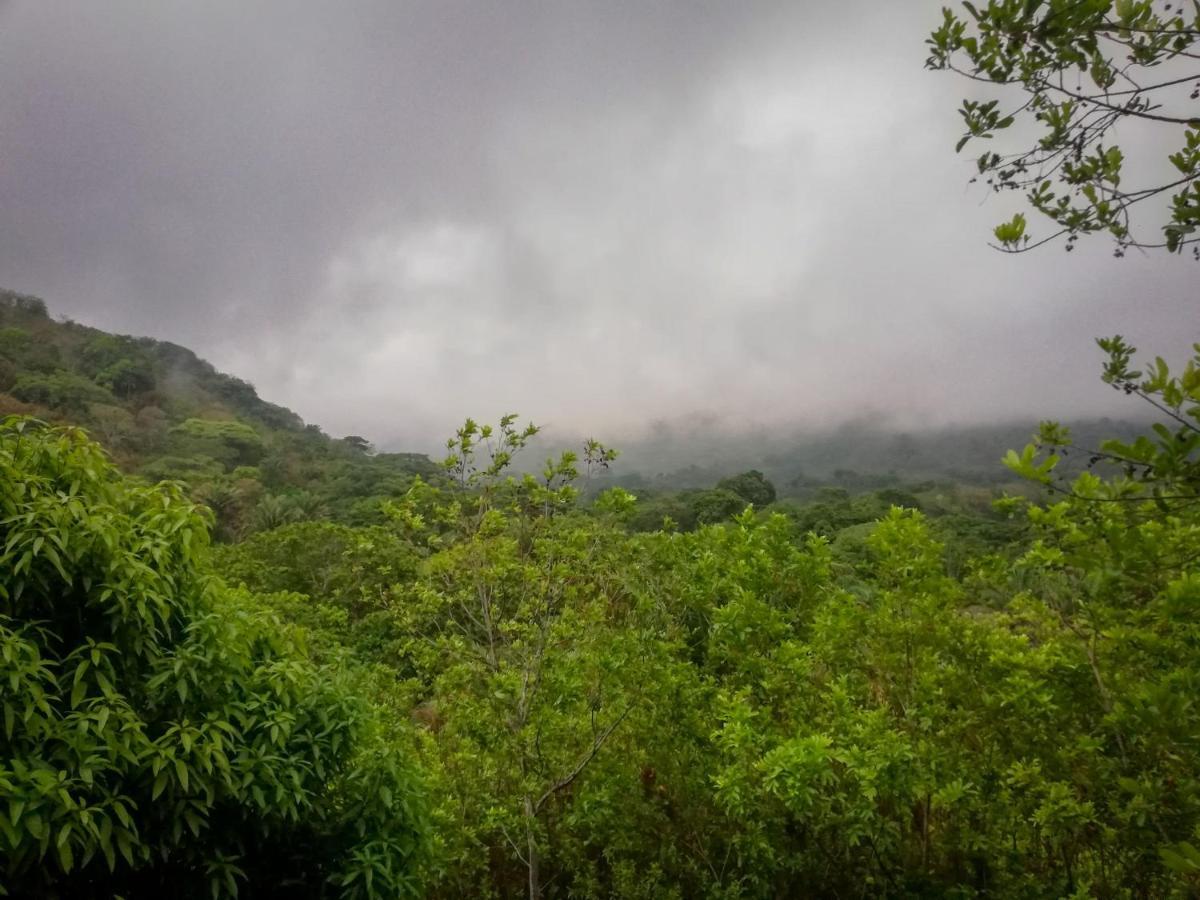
[170,418,266,469]
[0,418,428,897]
[10,371,116,414]
[623,491,695,533]
[1007,337,1200,500]
[97,357,155,398]
[929,0,1200,255]
[3,295,1197,898]
[138,454,226,484]
[716,470,777,507]
[688,487,748,526]
[78,335,156,397]
[0,291,440,538]
[442,413,540,489]
[0,327,60,374]
[0,290,48,319]
[404,517,675,897]
[355,402,1200,896]
[216,521,418,625]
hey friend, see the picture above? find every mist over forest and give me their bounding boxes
[527,414,1150,489]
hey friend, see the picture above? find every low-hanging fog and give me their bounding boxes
[0,0,1194,455]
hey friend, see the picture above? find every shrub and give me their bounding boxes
[10,371,113,414]
[0,418,428,897]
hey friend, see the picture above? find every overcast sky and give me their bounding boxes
[1,1,1194,450]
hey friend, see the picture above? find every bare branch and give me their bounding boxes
[534,705,633,814]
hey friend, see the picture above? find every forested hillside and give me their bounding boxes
[0,289,438,538]
[607,417,1151,490]
[0,287,1128,558]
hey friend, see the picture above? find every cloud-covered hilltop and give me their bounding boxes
[1,1,1193,446]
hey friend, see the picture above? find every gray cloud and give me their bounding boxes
[1,0,1193,452]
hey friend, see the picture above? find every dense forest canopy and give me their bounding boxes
[2,1,1199,898]
[4,282,1199,897]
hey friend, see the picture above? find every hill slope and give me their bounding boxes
[0,289,437,537]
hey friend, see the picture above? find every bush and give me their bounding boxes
[10,371,113,414]
[97,357,155,397]
[0,418,428,897]
[0,290,49,319]
[0,329,65,376]
[169,418,266,468]
[137,454,226,484]
[716,470,777,506]
[689,487,749,525]
[217,521,419,621]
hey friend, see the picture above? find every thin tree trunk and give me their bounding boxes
[922,792,931,871]
[524,795,540,900]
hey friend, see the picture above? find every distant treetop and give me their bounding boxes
[0,289,49,318]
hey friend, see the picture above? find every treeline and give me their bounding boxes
[600,416,1151,495]
[0,290,1026,554]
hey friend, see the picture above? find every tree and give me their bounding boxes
[987,423,1200,893]
[689,487,749,526]
[10,371,115,414]
[79,335,156,397]
[0,418,428,897]
[1005,336,1199,501]
[717,470,777,507]
[250,493,305,532]
[392,417,669,899]
[0,327,60,374]
[86,403,137,452]
[928,0,1200,255]
[97,358,155,398]
[0,290,49,319]
[342,435,374,455]
[217,520,419,624]
[169,418,266,469]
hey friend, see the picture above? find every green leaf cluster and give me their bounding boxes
[929,0,1200,255]
[0,418,428,897]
